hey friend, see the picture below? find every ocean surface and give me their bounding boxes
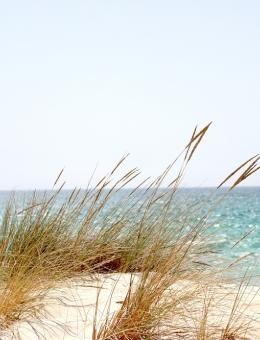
[0,187,259,280]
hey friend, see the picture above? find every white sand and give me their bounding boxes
[1,274,260,339]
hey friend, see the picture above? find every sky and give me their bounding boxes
[0,0,259,189]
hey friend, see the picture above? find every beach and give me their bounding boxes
[0,134,258,339]
[1,273,260,339]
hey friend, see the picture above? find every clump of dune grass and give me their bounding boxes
[0,123,258,338]
[95,126,259,339]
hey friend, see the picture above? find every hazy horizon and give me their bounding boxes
[0,1,259,189]
[0,186,259,192]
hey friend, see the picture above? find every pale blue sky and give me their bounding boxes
[0,1,259,189]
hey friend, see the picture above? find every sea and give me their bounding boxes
[0,187,259,282]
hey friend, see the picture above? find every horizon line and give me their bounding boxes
[0,185,259,191]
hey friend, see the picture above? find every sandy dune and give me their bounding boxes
[1,274,260,339]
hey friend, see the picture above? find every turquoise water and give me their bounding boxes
[0,187,259,278]
[175,188,260,279]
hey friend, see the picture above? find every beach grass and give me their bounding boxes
[0,123,258,339]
